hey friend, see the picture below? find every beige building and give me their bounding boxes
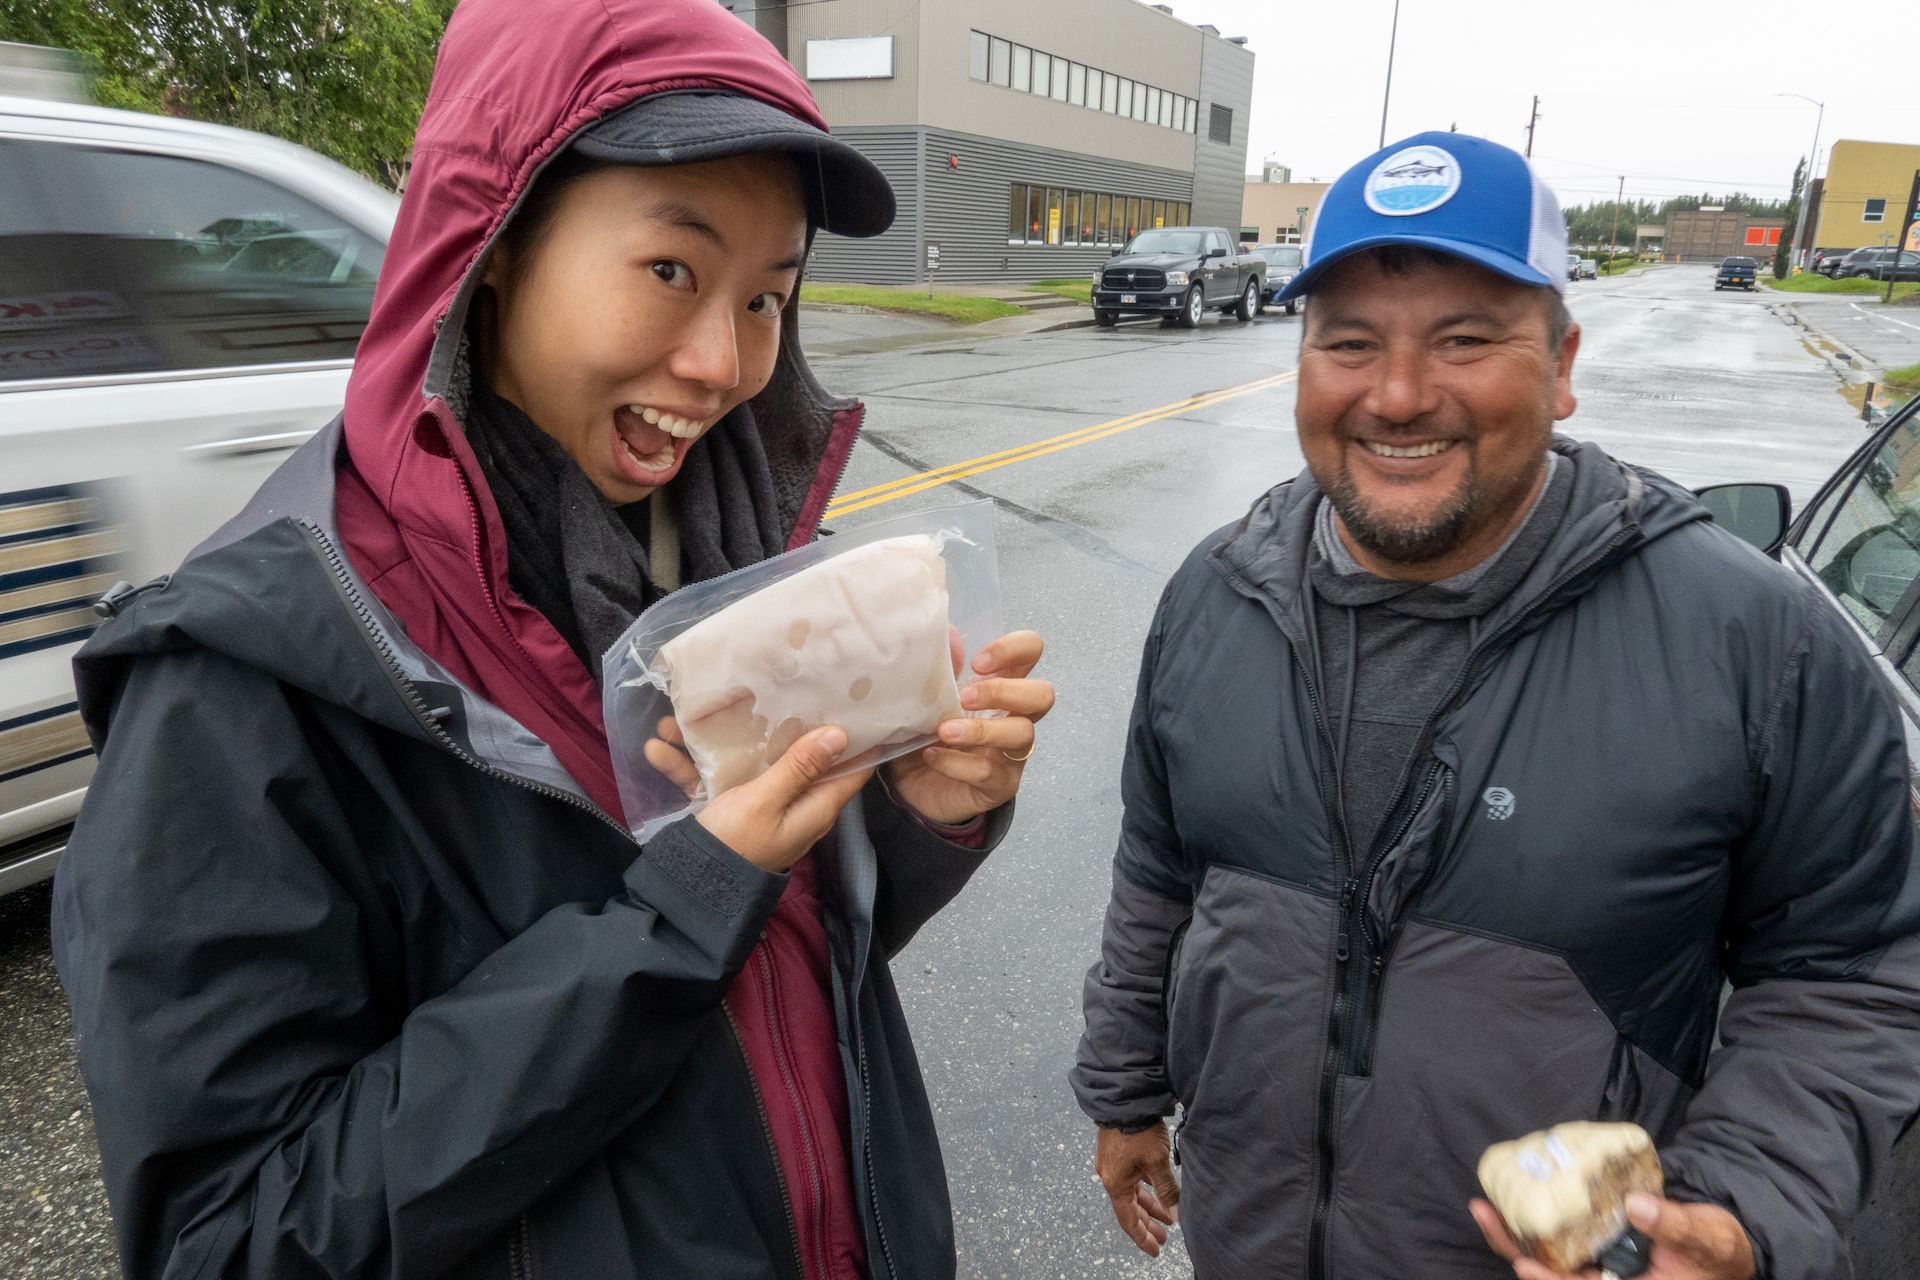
[1240,179,1330,245]
[1806,139,1920,258]
[723,0,1255,283]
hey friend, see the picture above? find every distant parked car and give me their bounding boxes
[1714,256,1759,291]
[0,92,398,899]
[1566,252,1582,282]
[1251,243,1305,314]
[1809,247,1850,276]
[1579,258,1598,279]
[1841,249,1920,282]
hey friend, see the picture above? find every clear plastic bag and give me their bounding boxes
[603,500,1002,840]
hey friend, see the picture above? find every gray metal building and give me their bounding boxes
[724,0,1255,284]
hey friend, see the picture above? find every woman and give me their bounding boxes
[52,2,1050,1277]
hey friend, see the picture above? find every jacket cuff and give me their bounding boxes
[625,817,787,970]
[1659,1150,1783,1280]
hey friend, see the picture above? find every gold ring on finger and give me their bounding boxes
[1002,741,1036,763]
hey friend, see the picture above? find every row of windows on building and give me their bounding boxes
[1006,182,1192,248]
[968,30,1205,138]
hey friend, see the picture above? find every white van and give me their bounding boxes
[0,94,397,896]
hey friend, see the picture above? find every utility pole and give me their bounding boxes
[1888,170,1920,305]
[1378,0,1402,149]
[1607,175,1624,275]
[1524,96,1540,158]
[1776,94,1824,271]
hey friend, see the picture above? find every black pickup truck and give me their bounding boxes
[1092,226,1266,328]
[1714,256,1758,291]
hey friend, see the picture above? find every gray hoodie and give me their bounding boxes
[1073,437,1920,1280]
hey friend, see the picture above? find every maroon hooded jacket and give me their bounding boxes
[335,1,876,1273]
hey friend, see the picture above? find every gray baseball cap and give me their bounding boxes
[572,91,896,238]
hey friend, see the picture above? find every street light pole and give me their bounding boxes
[1777,93,1824,270]
[1607,175,1624,276]
[1378,0,1401,149]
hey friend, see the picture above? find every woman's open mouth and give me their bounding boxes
[610,404,717,485]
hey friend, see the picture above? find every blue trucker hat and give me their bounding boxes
[1276,131,1566,303]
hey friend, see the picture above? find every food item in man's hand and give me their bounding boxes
[1477,1121,1662,1275]
[657,535,962,794]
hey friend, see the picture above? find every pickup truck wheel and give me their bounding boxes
[1094,309,1117,327]
[1178,285,1203,329]
[1284,299,1298,316]
[1234,278,1258,322]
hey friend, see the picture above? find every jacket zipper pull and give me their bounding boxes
[1335,929,1350,963]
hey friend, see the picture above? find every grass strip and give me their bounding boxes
[1762,274,1920,301]
[799,284,1024,324]
[1026,278,1093,304]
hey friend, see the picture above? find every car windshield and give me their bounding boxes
[1125,230,1204,255]
[1256,246,1303,269]
[1723,258,1756,267]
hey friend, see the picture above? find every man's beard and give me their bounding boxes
[1326,456,1480,566]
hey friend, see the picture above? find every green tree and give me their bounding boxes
[1,1,456,188]
[1773,157,1807,279]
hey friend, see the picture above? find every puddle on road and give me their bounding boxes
[1839,380,1908,419]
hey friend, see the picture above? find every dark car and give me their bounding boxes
[1091,226,1266,329]
[1842,249,1920,282]
[1252,243,1305,314]
[1809,247,1851,276]
[1714,256,1759,291]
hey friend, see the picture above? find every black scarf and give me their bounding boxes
[464,370,786,675]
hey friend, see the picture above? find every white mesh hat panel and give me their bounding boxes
[1527,164,1569,294]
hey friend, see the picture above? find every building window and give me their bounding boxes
[1011,44,1031,92]
[1069,62,1086,107]
[1026,184,1045,243]
[1177,202,1190,225]
[1087,68,1102,110]
[1081,190,1096,242]
[1008,184,1028,242]
[1117,78,1133,118]
[1161,92,1176,128]
[1152,199,1167,229]
[1102,73,1118,114]
[1046,188,1064,245]
[1146,86,1161,127]
[1031,51,1050,96]
[1095,193,1111,244]
[1063,192,1080,245]
[1186,98,1198,132]
[1209,103,1232,144]
[969,30,989,82]
[1051,61,1069,102]
[989,37,1010,86]
[1125,196,1141,240]
[1133,85,1149,122]
[1865,198,1887,223]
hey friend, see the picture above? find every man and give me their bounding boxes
[1071,131,1920,1280]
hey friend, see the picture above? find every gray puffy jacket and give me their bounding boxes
[1073,439,1920,1280]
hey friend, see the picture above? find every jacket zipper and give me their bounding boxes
[1353,772,1455,1076]
[725,1007,807,1279]
[856,1029,900,1280]
[507,1215,534,1280]
[755,948,833,1280]
[296,519,635,839]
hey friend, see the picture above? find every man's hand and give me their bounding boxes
[1096,1123,1180,1258]
[690,726,873,873]
[1471,1192,1756,1280]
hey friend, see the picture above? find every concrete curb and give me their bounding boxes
[1772,301,1876,379]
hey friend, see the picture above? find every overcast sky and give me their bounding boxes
[1158,0,1917,211]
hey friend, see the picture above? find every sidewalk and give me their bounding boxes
[800,282,1093,358]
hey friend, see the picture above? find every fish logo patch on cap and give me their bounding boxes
[1363,144,1461,216]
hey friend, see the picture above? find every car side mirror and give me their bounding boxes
[1204,247,1226,260]
[1694,483,1791,556]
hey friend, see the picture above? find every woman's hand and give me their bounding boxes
[648,720,871,874]
[883,630,1053,826]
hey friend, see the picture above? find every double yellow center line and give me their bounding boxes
[825,368,1299,519]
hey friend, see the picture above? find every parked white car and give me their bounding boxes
[0,93,398,896]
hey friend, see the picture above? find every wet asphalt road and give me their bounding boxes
[2,264,1911,1278]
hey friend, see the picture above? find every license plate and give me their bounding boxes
[1121,293,1136,304]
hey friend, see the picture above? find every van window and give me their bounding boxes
[0,139,382,382]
